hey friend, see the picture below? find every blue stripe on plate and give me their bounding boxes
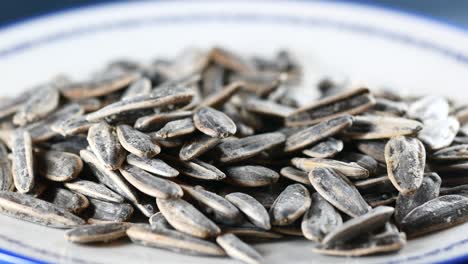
[0,1,466,264]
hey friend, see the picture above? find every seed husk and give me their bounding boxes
[149,212,173,230]
[407,95,449,121]
[201,63,225,97]
[302,138,344,158]
[0,88,35,119]
[440,184,468,197]
[13,85,59,126]
[65,180,124,203]
[65,222,129,243]
[354,176,395,194]
[134,111,193,131]
[209,47,255,74]
[356,140,387,163]
[0,191,84,228]
[37,150,83,182]
[285,115,353,152]
[51,116,93,136]
[156,198,221,238]
[244,97,295,118]
[279,166,311,186]
[286,88,375,126]
[223,225,282,240]
[301,192,343,242]
[292,158,369,179]
[151,118,195,139]
[87,198,134,222]
[343,115,423,139]
[127,224,225,256]
[309,168,370,217]
[119,164,183,199]
[87,122,126,170]
[165,156,225,181]
[394,172,441,223]
[269,184,311,226]
[225,192,271,230]
[225,165,279,187]
[432,144,468,161]
[44,187,89,214]
[216,233,263,264]
[339,152,378,175]
[11,129,35,193]
[322,206,394,245]
[418,117,460,150]
[400,195,468,238]
[0,145,13,191]
[48,135,88,155]
[215,132,286,163]
[76,97,102,112]
[194,107,236,138]
[126,154,178,178]
[121,77,152,100]
[364,192,398,207]
[385,136,426,195]
[179,134,221,161]
[197,81,243,109]
[116,124,160,158]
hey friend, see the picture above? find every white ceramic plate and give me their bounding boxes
[0,1,467,263]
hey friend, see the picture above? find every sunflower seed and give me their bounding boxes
[201,63,224,96]
[209,47,255,74]
[65,180,124,203]
[302,138,344,158]
[286,88,375,126]
[343,115,423,139]
[372,98,408,116]
[165,156,225,180]
[356,140,387,163]
[279,166,311,186]
[440,185,468,197]
[75,97,102,112]
[119,164,183,199]
[121,77,152,100]
[87,198,134,222]
[44,187,89,214]
[244,97,295,118]
[394,173,441,223]
[0,145,13,191]
[87,122,126,170]
[13,86,59,126]
[48,135,88,155]
[269,184,311,226]
[225,192,271,230]
[116,124,160,158]
[193,107,236,138]
[182,185,243,225]
[285,115,353,152]
[0,191,84,228]
[11,129,34,193]
[230,71,281,96]
[127,224,225,256]
[301,192,342,242]
[217,233,263,264]
[223,225,282,240]
[407,95,449,121]
[339,152,379,174]
[354,176,395,194]
[126,154,178,178]
[61,71,140,99]
[225,165,279,187]
[292,158,369,179]
[151,118,195,139]
[156,198,221,238]
[0,88,35,119]
[179,134,221,161]
[432,144,468,161]
[309,168,370,217]
[134,111,193,131]
[149,212,173,230]
[197,81,243,109]
[418,117,460,150]
[400,195,468,238]
[51,116,92,137]
[65,222,129,244]
[37,150,83,182]
[215,132,285,163]
[385,136,426,195]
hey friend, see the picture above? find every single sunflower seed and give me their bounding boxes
[11,129,34,193]
[194,107,237,138]
[225,165,279,187]
[225,192,271,230]
[116,124,160,158]
[269,184,311,226]
[216,233,263,264]
[87,122,126,170]
[65,222,129,243]
[65,180,124,203]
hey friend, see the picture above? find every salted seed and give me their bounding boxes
[134,111,192,131]
[151,118,195,139]
[244,97,295,118]
[225,165,279,187]
[269,184,311,226]
[0,191,84,228]
[179,134,221,161]
[121,77,151,100]
[65,222,129,243]
[385,136,426,195]
[292,158,369,179]
[165,156,225,180]
[225,192,271,230]
[418,117,460,150]
[13,85,59,126]
[119,164,183,199]
[309,168,370,217]
[285,115,352,152]
[364,192,398,207]
[343,115,423,139]
[87,122,126,170]
[43,187,89,214]
[65,180,124,203]
[156,198,221,238]
[38,150,83,182]
[216,233,263,264]
[75,97,102,112]
[201,63,224,97]
[194,107,236,138]
[301,192,342,242]
[302,138,344,158]
[126,154,178,178]
[279,166,311,186]
[400,195,468,238]
[87,198,134,222]
[116,124,160,158]
[11,130,34,193]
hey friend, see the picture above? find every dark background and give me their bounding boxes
[0,0,468,29]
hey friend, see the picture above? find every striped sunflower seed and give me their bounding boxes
[149,212,173,230]
[292,158,369,179]
[356,140,387,163]
[51,116,92,137]
[216,233,263,264]
[126,154,178,178]
[11,129,34,193]
[65,222,129,243]
[37,150,83,182]
[0,144,13,191]
[194,107,236,138]
[43,187,89,214]
[64,180,124,203]
[244,97,295,118]
[134,111,193,131]
[151,118,195,139]
[197,81,242,109]
[87,198,134,222]
[279,166,311,186]
[116,124,160,158]
[179,134,221,161]
[343,115,423,139]
[225,192,271,230]
[302,138,344,158]
[13,85,59,126]
[418,117,460,150]
[87,122,126,170]
[432,144,468,161]
[269,184,311,226]
[121,77,152,100]
[225,165,279,187]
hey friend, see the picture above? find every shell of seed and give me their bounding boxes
[0,191,84,228]
[292,158,369,179]
[225,192,271,230]
[280,166,312,186]
[44,187,89,214]
[51,116,92,136]
[309,168,370,217]
[65,180,124,203]
[356,140,387,163]
[343,115,423,139]
[134,111,193,131]
[156,198,221,238]
[87,122,126,170]
[407,95,449,121]
[87,198,134,222]
[127,224,225,256]
[166,156,225,181]
[121,77,152,100]
[119,164,183,199]
[11,129,35,193]
[38,150,83,182]
[197,81,243,108]
[302,138,344,158]
[269,184,311,226]
[13,85,59,126]
[225,165,279,187]
[0,145,13,191]
[418,117,460,150]
[301,192,343,242]
[193,107,237,138]
[179,134,221,161]
[149,212,173,230]
[65,223,129,243]
[216,233,263,264]
[116,124,160,158]
[432,144,468,161]
[126,154,178,178]
[385,136,426,195]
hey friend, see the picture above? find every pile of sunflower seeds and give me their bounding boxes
[0,47,467,263]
